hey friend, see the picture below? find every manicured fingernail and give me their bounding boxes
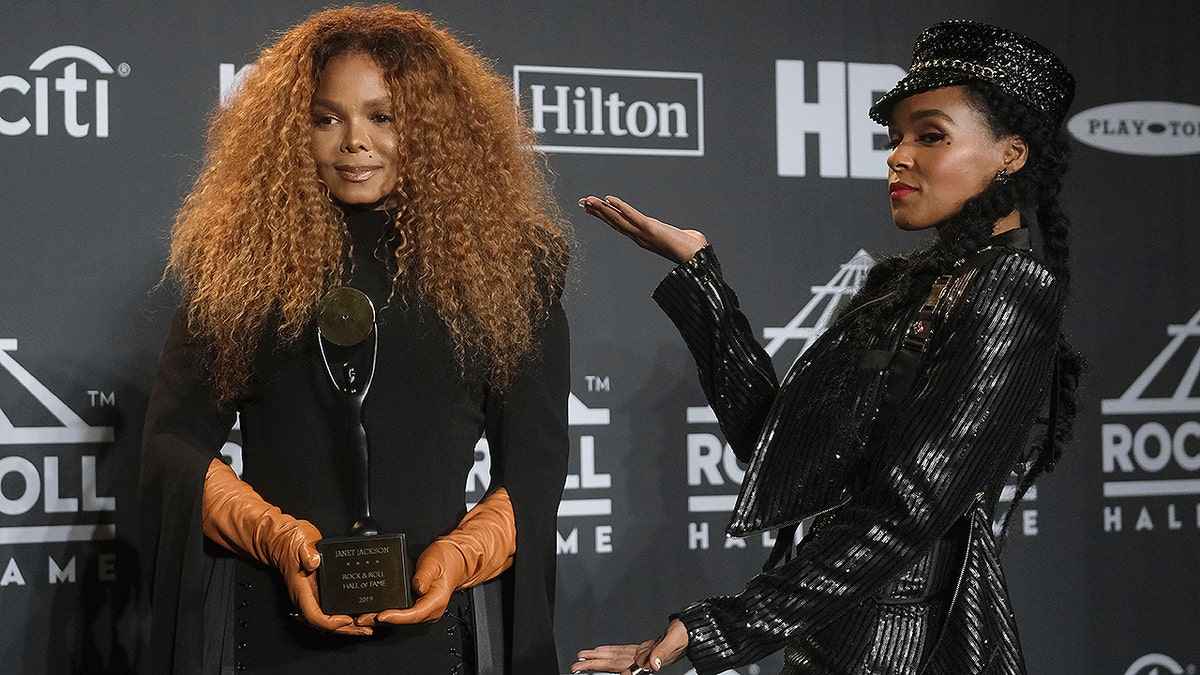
[654,658,662,669]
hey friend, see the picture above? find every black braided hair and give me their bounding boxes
[960,81,1084,545]
[831,81,1082,545]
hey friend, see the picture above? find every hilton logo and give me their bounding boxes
[513,65,703,156]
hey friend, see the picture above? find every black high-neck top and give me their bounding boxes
[141,208,569,674]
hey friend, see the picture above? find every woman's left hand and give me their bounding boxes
[572,619,689,673]
[374,540,462,624]
[578,195,707,265]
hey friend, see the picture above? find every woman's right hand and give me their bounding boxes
[578,195,707,265]
[201,459,371,636]
[276,521,375,636]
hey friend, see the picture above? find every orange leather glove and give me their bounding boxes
[201,458,371,635]
[376,487,516,624]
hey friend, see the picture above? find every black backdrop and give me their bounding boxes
[2,3,1198,673]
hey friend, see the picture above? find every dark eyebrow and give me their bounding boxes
[310,96,393,110]
[906,108,955,124]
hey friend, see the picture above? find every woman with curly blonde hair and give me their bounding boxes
[141,6,570,674]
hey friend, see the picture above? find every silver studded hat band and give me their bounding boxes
[868,20,1075,127]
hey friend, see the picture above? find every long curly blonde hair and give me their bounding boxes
[169,5,569,403]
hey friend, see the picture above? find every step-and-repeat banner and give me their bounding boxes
[3,3,1197,673]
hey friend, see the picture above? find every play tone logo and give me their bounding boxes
[1101,307,1200,532]
[1068,102,1200,156]
[1122,652,1190,675]
[514,65,703,156]
[684,665,767,675]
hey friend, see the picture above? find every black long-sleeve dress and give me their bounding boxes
[140,210,570,674]
[652,228,1061,674]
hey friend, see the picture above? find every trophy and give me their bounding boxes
[314,287,413,615]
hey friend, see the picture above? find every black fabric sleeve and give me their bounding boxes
[674,252,1063,674]
[485,299,570,674]
[139,307,236,674]
[652,246,780,462]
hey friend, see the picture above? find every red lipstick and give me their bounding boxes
[889,181,917,199]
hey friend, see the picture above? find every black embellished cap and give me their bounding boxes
[869,20,1075,127]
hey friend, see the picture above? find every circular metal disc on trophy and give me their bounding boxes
[317,287,376,346]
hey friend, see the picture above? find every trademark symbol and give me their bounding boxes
[87,390,115,407]
[117,62,131,77]
[1185,663,1195,675]
[747,666,761,675]
[584,375,609,392]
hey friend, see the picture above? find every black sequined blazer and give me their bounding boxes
[652,229,1062,675]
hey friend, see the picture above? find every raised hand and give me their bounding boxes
[578,195,707,265]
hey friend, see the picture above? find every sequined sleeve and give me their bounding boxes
[652,245,780,462]
[674,250,1063,673]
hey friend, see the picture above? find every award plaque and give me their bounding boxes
[314,287,414,614]
[317,533,412,616]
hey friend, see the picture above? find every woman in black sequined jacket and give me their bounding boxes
[573,21,1080,675]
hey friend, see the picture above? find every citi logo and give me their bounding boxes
[514,65,703,156]
[1068,101,1200,156]
[776,60,905,179]
[1123,652,1189,675]
[0,46,128,138]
